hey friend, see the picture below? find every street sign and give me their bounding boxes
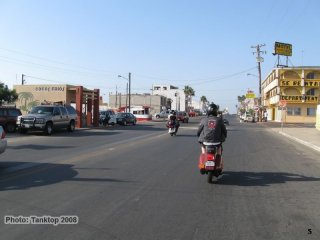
[279,100,287,107]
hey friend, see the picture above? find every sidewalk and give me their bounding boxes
[258,121,320,153]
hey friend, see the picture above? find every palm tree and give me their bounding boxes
[200,96,208,111]
[237,95,246,103]
[200,96,207,103]
[183,85,195,112]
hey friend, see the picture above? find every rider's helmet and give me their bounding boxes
[207,103,219,116]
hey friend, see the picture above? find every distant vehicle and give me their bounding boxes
[99,109,115,126]
[17,104,77,135]
[245,114,253,122]
[188,111,196,117]
[110,112,137,126]
[154,110,170,119]
[177,111,189,123]
[0,106,22,133]
[0,126,7,154]
[223,119,229,125]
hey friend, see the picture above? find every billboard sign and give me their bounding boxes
[246,93,256,99]
[274,42,292,56]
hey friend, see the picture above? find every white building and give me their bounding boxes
[152,84,186,111]
[191,99,201,110]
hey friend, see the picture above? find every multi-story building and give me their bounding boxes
[262,67,320,123]
[152,85,186,111]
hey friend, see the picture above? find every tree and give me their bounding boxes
[18,92,34,112]
[200,96,208,103]
[237,95,246,103]
[0,82,18,105]
[183,85,195,111]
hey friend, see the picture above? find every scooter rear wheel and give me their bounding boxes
[207,172,214,183]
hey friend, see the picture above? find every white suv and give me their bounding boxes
[17,105,77,135]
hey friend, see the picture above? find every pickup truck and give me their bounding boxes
[17,105,77,135]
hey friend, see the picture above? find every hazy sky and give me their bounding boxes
[0,0,318,113]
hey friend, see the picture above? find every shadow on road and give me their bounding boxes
[0,162,130,191]
[218,171,320,186]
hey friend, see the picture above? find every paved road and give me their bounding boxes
[0,117,319,240]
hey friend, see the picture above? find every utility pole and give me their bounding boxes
[22,74,25,85]
[115,85,118,108]
[251,44,266,121]
[128,72,131,113]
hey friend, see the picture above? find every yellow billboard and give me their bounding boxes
[275,42,292,56]
[246,93,256,99]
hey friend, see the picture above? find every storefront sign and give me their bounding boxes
[304,80,320,87]
[35,86,65,92]
[246,93,256,99]
[280,80,302,86]
[274,42,292,56]
[280,95,318,103]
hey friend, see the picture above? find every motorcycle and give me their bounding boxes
[166,120,176,136]
[198,142,223,183]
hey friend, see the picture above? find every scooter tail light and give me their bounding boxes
[207,153,214,160]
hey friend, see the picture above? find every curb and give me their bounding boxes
[278,131,320,153]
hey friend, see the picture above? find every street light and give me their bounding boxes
[118,73,131,112]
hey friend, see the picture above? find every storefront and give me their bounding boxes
[14,84,100,128]
[262,67,320,123]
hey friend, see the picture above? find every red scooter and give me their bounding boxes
[198,142,223,183]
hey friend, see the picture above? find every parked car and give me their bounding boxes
[109,112,136,126]
[0,106,22,133]
[245,114,253,122]
[188,111,196,117]
[0,126,7,154]
[99,109,115,126]
[17,104,77,135]
[154,110,170,119]
[177,111,189,123]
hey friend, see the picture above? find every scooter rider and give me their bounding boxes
[167,110,180,134]
[197,103,227,168]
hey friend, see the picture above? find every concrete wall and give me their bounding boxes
[108,94,167,115]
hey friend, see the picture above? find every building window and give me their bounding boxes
[307,108,316,116]
[306,88,315,95]
[163,87,167,90]
[306,72,315,79]
[154,87,160,90]
[287,107,301,116]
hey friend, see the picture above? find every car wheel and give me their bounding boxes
[68,120,75,132]
[6,123,16,133]
[156,115,160,119]
[45,122,53,135]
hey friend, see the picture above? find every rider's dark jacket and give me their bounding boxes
[197,115,227,143]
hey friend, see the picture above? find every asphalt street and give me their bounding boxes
[0,116,319,240]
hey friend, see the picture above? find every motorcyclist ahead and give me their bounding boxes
[197,103,227,168]
[167,110,180,134]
